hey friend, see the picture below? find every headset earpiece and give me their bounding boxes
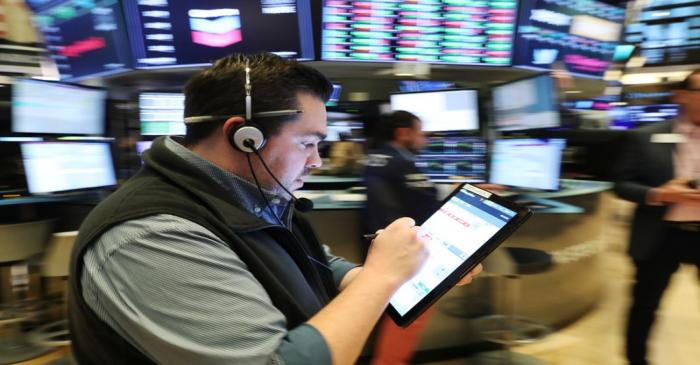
[230,123,266,153]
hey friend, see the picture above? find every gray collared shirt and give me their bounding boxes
[81,137,358,364]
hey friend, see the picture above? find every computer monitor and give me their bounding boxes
[32,0,133,80]
[415,136,487,183]
[123,0,315,68]
[609,104,679,130]
[491,74,561,131]
[12,78,107,135]
[20,142,116,194]
[321,0,518,66]
[139,92,186,136]
[326,84,342,107]
[397,81,456,93]
[625,3,700,66]
[390,89,480,132]
[489,138,567,191]
[512,0,625,78]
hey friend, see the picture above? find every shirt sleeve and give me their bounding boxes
[322,244,360,288]
[80,214,331,365]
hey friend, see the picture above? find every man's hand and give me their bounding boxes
[456,264,483,286]
[363,217,429,290]
[649,178,700,205]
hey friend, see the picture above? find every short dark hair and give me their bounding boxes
[183,53,333,145]
[677,69,700,90]
[375,110,420,144]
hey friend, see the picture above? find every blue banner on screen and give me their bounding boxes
[512,0,625,78]
[122,0,314,68]
[322,0,518,66]
[33,0,133,81]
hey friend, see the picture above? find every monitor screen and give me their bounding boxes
[512,0,625,78]
[33,0,132,80]
[123,0,315,68]
[491,74,561,131]
[12,79,106,135]
[625,6,700,66]
[326,84,342,107]
[397,81,456,93]
[321,0,518,66]
[139,92,186,136]
[390,89,480,132]
[489,138,566,190]
[609,104,679,130]
[416,136,487,183]
[21,142,116,194]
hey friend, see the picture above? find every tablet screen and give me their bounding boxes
[389,186,519,316]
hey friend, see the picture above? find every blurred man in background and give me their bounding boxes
[363,110,439,365]
[615,69,700,365]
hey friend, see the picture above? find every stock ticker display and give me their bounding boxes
[415,136,487,183]
[33,0,132,80]
[321,0,518,66]
[513,0,625,78]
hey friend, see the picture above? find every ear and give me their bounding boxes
[222,116,247,139]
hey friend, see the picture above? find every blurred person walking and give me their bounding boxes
[615,70,700,365]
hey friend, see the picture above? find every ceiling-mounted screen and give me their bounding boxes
[122,0,315,68]
[322,0,518,66]
[32,0,133,81]
[624,2,700,66]
[491,74,560,131]
[12,78,106,135]
[390,89,480,132]
[512,0,625,78]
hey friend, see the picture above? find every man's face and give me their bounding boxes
[257,92,326,193]
[675,74,700,126]
[406,119,427,152]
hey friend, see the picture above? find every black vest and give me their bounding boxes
[68,137,337,364]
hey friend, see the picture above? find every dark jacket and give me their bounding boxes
[68,137,337,364]
[362,143,439,235]
[614,121,675,260]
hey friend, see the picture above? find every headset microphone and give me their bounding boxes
[242,139,314,213]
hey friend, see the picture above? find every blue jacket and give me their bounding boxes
[362,143,439,235]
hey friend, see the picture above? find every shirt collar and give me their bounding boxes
[388,142,416,161]
[164,137,292,226]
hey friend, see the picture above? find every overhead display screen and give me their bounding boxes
[624,1,700,66]
[33,0,133,80]
[512,0,625,78]
[322,0,518,65]
[122,0,315,68]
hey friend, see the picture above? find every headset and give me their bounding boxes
[183,60,302,153]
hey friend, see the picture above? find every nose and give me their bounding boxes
[307,146,322,169]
